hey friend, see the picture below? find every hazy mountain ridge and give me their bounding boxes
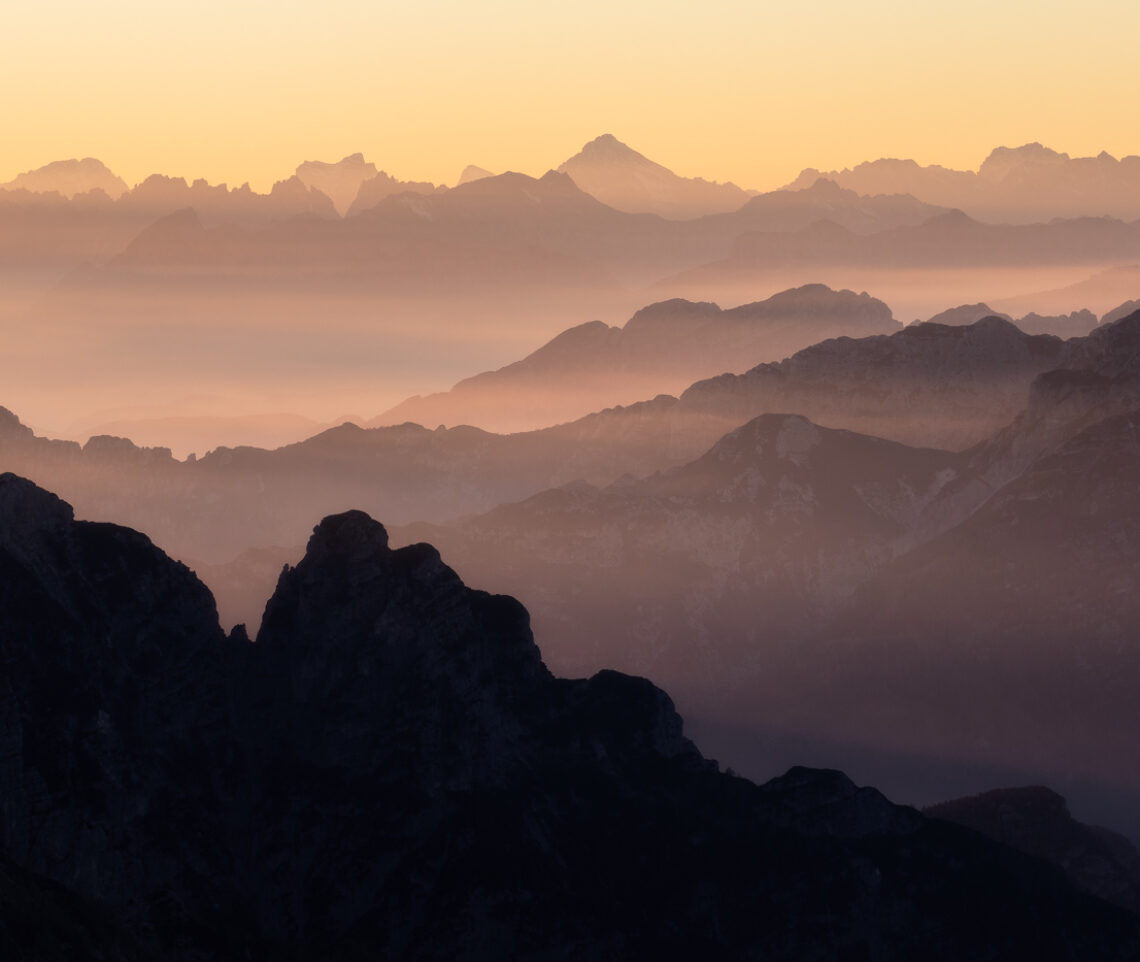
[0,316,1096,568]
[686,210,1140,278]
[557,133,754,219]
[678,315,1068,451]
[787,143,1140,223]
[375,284,900,432]
[2,472,1138,960]
[0,157,129,199]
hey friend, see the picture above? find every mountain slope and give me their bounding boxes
[558,133,752,218]
[375,284,900,432]
[2,473,1138,960]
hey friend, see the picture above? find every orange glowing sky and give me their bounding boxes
[5,0,1140,191]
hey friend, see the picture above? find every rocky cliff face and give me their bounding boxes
[3,474,1138,960]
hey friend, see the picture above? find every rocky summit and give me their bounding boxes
[1,472,1138,960]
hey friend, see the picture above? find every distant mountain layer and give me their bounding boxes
[0,157,128,199]
[0,317,1078,568]
[375,284,900,432]
[681,210,1140,279]
[557,133,753,219]
[787,143,1140,223]
[2,472,1138,960]
[923,302,1099,338]
[294,151,379,214]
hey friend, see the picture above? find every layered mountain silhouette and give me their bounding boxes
[294,151,380,214]
[0,315,1078,571]
[375,285,900,432]
[378,311,1140,835]
[923,302,1099,338]
[557,133,753,219]
[678,211,1140,279]
[2,472,1139,960]
[0,157,128,199]
[457,163,494,185]
[787,143,1140,223]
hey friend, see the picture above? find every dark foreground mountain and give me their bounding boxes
[927,787,1140,916]
[1,473,1138,961]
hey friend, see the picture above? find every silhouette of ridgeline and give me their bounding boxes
[1,472,1137,960]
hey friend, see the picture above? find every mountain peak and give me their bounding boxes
[307,508,390,558]
[573,133,648,164]
[457,163,494,185]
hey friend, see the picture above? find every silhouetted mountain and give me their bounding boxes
[786,143,1140,223]
[1103,297,1140,325]
[2,473,1138,960]
[723,177,948,235]
[924,302,1013,326]
[375,285,900,432]
[0,318,1073,570]
[679,315,1066,450]
[927,787,1140,915]
[345,169,443,216]
[456,163,494,185]
[994,265,1140,320]
[397,414,969,686]
[371,314,1140,836]
[922,303,1098,338]
[0,157,128,199]
[74,412,327,460]
[1013,309,1098,338]
[558,133,752,219]
[294,151,378,214]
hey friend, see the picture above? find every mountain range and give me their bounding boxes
[5,311,1140,840]
[375,284,900,433]
[786,143,1140,223]
[2,472,1139,959]
[380,310,1140,835]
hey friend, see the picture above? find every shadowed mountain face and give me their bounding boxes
[786,143,1140,223]
[2,472,1138,960]
[376,284,900,433]
[927,787,1140,916]
[557,133,753,219]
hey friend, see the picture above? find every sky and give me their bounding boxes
[4,0,1140,191]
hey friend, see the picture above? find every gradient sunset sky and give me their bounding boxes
[5,0,1139,191]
